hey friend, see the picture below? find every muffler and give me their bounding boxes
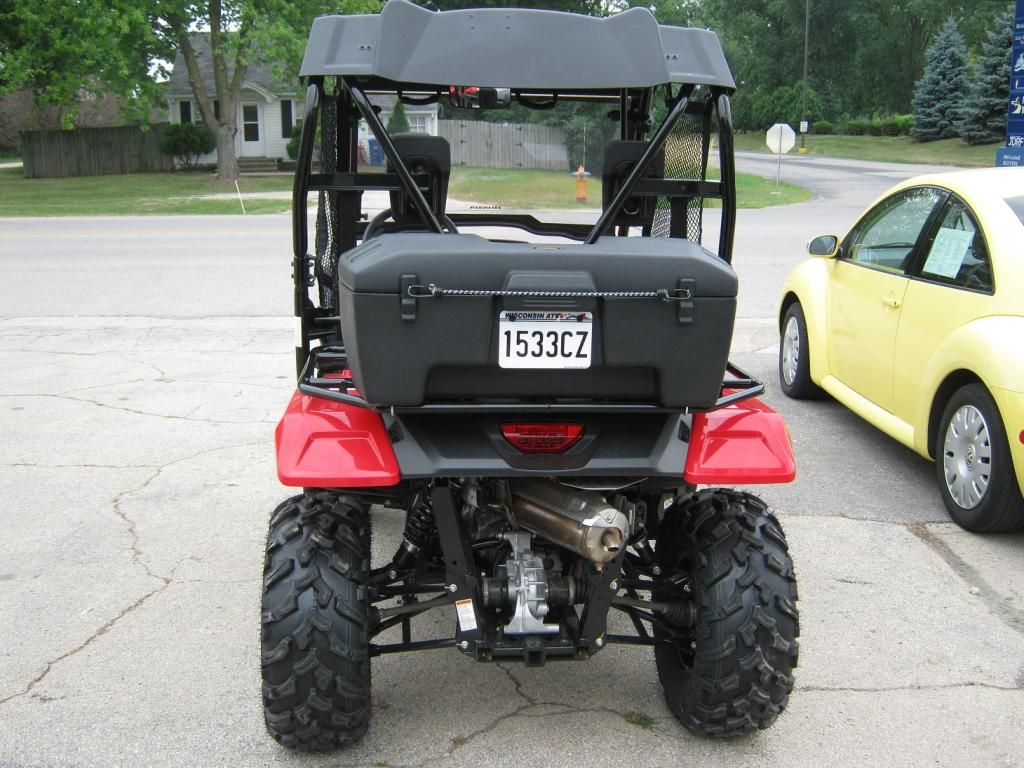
[508,479,630,565]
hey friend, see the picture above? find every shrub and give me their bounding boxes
[160,122,215,168]
[812,120,833,135]
[286,121,302,160]
[894,115,913,136]
[879,118,901,136]
[387,101,410,134]
[867,120,884,136]
[846,120,870,136]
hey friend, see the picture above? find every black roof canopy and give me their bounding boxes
[300,0,735,92]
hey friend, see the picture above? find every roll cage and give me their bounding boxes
[290,1,752,411]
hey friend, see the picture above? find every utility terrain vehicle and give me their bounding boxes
[265,0,799,750]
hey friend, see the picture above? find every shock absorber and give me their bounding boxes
[392,494,437,571]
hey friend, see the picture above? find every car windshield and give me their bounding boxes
[1004,195,1024,226]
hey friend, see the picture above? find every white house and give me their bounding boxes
[167,35,303,164]
[167,35,438,166]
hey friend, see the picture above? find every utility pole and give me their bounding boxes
[801,0,810,150]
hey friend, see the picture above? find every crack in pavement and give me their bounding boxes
[403,663,669,767]
[185,389,245,420]
[0,578,172,708]
[0,440,265,709]
[908,523,1024,637]
[111,441,266,580]
[3,462,160,470]
[0,392,275,424]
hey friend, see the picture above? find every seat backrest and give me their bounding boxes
[387,134,452,223]
[602,140,664,228]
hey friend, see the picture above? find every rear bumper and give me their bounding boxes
[275,391,796,487]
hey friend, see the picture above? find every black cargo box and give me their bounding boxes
[337,233,737,408]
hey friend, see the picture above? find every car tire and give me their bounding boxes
[935,383,1024,532]
[654,490,799,737]
[779,302,823,400]
[261,493,372,750]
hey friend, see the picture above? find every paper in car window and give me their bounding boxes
[922,228,974,279]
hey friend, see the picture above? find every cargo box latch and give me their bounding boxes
[401,274,418,321]
[676,278,695,325]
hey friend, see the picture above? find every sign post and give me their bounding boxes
[997,0,1024,166]
[766,123,796,192]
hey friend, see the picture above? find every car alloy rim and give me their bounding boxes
[782,315,800,386]
[942,404,992,510]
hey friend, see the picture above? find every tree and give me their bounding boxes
[691,1,995,123]
[155,0,381,180]
[387,100,410,134]
[911,17,969,141]
[0,0,162,125]
[958,4,1014,145]
[1,0,380,179]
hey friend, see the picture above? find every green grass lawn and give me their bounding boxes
[448,167,810,209]
[733,133,1003,167]
[0,167,293,216]
[0,164,809,217]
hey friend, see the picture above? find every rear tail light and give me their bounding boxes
[501,423,584,454]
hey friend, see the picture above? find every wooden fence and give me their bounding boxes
[20,124,174,178]
[438,120,568,170]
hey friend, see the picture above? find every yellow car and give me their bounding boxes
[778,167,1024,532]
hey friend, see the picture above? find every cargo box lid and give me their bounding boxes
[338,233,737,298]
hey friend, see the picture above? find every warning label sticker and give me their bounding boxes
[455,599,477,632]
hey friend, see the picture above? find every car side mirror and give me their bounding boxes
[807,235,839,257]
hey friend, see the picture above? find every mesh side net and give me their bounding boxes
[315,95,340,310]
[651,98,714,243]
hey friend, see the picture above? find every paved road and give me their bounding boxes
[1,156,1022,768]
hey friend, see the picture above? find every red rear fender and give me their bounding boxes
[684,397,796,485]
[275,391,400,488]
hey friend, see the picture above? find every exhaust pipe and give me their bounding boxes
[509,479,630,565]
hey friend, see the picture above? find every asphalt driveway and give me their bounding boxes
[0,155,1021,767]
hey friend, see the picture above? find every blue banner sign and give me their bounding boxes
[1004,0,1024,164]
[996,147,1022,166]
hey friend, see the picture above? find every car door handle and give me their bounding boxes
[882,294,902,309]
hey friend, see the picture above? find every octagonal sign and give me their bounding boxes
[766,123,796,154]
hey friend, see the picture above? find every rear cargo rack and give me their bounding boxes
[297,344,764,414]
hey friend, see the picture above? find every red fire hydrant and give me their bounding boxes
[573,164,592,203]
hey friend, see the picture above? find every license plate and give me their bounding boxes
[498,311,593,369]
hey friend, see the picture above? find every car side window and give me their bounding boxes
[845,187,944,274]
[916,198,992,292]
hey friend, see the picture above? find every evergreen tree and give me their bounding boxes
[387,100,411,134]
[958,4,1014,145]
[911,17,970,141]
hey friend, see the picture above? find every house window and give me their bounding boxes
[214,100,220,120]
[408,114,428,134]
[179,101,192,124]
[242,105,259,142]
[281,100,293,138]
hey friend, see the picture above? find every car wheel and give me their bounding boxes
[935,383,1024,532]
[779,302,823,399]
